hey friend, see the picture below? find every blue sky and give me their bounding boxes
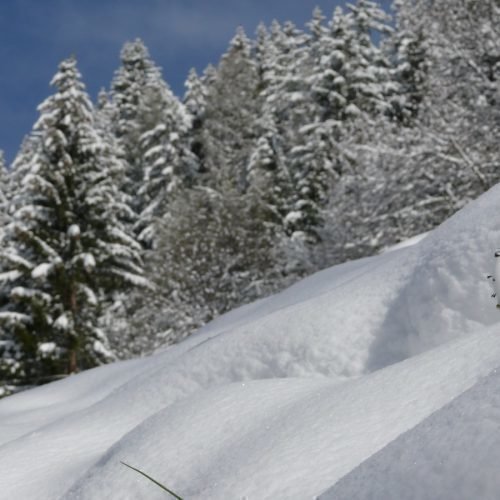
[0,0,391,163]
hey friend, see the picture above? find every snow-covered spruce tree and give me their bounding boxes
[115,67,198,355]
[313,0,429,260]
[247,24,295,229]
[0,153,20,396]
[201,27,262,192]
[0,58,148,385]
[258,13,336,244]
[94,89,134,224]
[180,65,218,183]
[111,39,197,247]
[255,8,393,245]
[247,113,294,229]
[95,89,120,145]
[110,39,166,208]
[286,1,404,265]
[0,140,40,395]
[5,137,42,239]
[389,1,430,123]
[343,0,396,115]
[246,17,335,248]
[136,75,197,247]
[116,109,197,355]
[255,20,323,242]
[183,68,209,172]
[293,6,352,215]
[0,151,8,225]
[292,4,354,198]
[184,68,208,124]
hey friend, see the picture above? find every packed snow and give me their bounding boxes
[2,183,500,499]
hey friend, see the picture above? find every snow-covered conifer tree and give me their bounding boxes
[0,152,8,225]
[255,20,321,241]
[136,76,197,246]
[344,0,395,115]
[202,28,262,191]
[389,4,429,123]
[286,3,395,244]
[110,39,165,204]
[247,23,295,230]
[0,58,148,385]
[183,68,209,173]
[111,39,197,246]
[248,115,293,228]
[184,68,207,127]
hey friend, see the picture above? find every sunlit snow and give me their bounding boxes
[2,183,500,499]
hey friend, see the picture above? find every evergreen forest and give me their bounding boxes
[1,0,499,396]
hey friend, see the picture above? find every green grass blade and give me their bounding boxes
[121,461,184,500]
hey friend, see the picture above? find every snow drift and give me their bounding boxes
[2,183,500,499]
[320,364,500,500]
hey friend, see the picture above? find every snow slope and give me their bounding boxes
[320,365,500,500]
[65,328,500,500]
[1,183,500,499]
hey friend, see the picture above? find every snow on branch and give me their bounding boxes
[0,312,32,325]
[109,269,154,289]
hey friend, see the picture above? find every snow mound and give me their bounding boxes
[368,182,500,368]
[63,327,500,500]
[1,184,500,498]
[320,364,500,500]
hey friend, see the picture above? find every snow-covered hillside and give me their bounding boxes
[320,363,500,500]
[2,183,500,500]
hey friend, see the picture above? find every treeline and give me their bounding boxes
[1,0,499,395]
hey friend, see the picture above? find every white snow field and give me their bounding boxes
[2,182,500,499]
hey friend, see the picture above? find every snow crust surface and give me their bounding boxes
[2,183,500,499]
